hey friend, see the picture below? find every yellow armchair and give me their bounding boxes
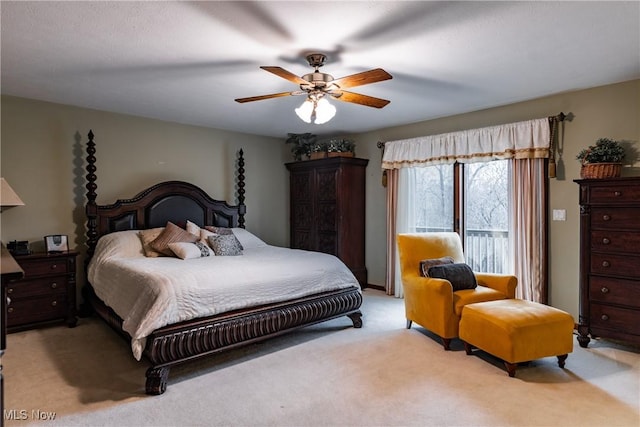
[397,232,517,350]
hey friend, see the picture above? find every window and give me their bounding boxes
[414,160,511,274]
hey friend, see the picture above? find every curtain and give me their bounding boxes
[385,169,398,296]
[382,118,550,168]
[511,158,548,302]
[384,117,550,300]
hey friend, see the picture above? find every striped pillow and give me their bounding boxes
[150,222,198,256]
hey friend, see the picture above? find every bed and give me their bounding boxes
[82,131,363,395]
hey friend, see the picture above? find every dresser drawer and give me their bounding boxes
[591,207,640,230]
[591,253,640,278]
[7,294,68,326]
[17,257,71,277]
[589,276,640,307]
[588,184,640,204]
[590,303,640,335]
[591,230,640,253]
[6,276,68,299]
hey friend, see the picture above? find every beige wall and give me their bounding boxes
[2,79,639,318]
[0,95,289,257]
[353,79,640,318]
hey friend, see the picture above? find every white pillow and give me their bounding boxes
[232,228,267,249]
[168,241,212,259]
[186,220,201,237]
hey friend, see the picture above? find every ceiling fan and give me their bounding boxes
[235,53,392,124]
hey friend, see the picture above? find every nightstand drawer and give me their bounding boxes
[17,257,71,277]
[7,295,68,326]
[6,276,68,298]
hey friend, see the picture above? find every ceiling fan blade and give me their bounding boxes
[331,68,392,89]
[260,66,308,85]
[331,90,390,108]
[235,91,296,103]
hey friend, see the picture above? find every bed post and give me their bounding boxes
[85,130,98,258]
[237,148,246,228]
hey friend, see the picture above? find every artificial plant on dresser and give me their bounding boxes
[286,157,368,287]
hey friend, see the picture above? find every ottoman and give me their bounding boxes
[459,299,574,377]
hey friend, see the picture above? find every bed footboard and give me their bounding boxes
[144,287,362,394]
[85,285,362,395]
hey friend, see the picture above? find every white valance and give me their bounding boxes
[382,118,550,169]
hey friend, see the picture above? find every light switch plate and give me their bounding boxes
[552,209,566,221]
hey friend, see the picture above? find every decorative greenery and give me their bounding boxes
[327,138,356,153]
[285,133,317,161]
[576,138,626,164]
[310,140,329,153]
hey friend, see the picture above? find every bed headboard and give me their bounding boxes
[85,130,246,258]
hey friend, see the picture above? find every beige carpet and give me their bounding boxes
[3,290,639,427]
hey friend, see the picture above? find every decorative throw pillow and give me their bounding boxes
[186,220,202,237]
[138,227,166,257]
[168,241,212,259]
[427,263,477,291]
[150,221,199,256]
[208,234,243,256]
[204,225,234,235]
[204,226,244,250]
[420,256,455,277]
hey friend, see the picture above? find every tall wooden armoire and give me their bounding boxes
[286,157,368,287]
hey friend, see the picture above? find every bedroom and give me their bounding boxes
[1,1,639,426]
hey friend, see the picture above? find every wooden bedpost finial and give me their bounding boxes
[237,149,246,228]
[86,130,98,257]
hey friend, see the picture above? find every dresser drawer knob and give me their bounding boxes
[50,264,58,270]
[7,288,13,294]
[51,301,57,307]
[613,191,622,197]
[602,214,611,221]
[602,261,610,268]
[51,282,58,289]
[602,237,610,245]
[601,314,609,321]
[8,307,13,313]
[601,287,609,294]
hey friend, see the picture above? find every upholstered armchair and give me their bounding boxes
[397,232,517,350]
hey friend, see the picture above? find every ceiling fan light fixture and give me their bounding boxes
[295,95,336,125]
[314,97,336,124]
[295,98,314,123]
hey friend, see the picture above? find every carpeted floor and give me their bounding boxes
[3,289,639,426]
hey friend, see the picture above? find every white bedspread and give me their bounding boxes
[87,230,360,360]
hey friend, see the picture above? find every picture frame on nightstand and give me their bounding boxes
[44,234,68,253]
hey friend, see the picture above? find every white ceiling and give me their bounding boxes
[2,1,639,139]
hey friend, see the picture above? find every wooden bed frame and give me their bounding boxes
[83,130,363,395]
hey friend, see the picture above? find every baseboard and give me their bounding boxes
[364,284,385,292]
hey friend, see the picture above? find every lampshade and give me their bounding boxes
[1,178,25,210]
[295,94,336,124]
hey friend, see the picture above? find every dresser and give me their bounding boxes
[286,157,368,287]
[575,177,640,347]
[7,251,78,331]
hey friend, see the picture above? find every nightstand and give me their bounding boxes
[7,251,78,331]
